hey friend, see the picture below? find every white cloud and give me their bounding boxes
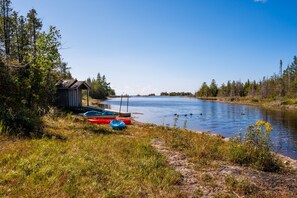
[254,0,268,3]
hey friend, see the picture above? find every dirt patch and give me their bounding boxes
[151,138,297,197]
[151,138,203,197]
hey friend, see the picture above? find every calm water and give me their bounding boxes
[102,96,297,159]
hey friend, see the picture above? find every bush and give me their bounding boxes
[281,99,297,105]
[229,120,283,172]
[251,98,259,103]
[2,107,42,137]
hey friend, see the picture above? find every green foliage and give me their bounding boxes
[0,2,67,136]
[251,98,259,103]
[281,98,297,105]
[163,129,228,165]
[160,92,193,96]
[196,56,297,99]
[209,79,218,97]
[195,82,210,97]
[229,121,283,172]
[0,120,11,134]
[87,73,115,99]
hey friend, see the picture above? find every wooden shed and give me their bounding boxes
[56,79,91,108]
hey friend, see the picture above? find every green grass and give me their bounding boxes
[0,114,289,197]
[161,128,229,166]
[0,116,182,197]
[281,98,297,105]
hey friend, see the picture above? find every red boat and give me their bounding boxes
[88,117,132,125]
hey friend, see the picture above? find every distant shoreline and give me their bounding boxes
[196,97,297,111]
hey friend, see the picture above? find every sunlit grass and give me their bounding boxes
[0,116,182,197]
[0,114,288,197]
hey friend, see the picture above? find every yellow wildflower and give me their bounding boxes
[255,120,265,126]
[254,120,273,132]
[264,122,273,132]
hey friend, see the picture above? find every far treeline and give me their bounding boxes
[160,92,193,96]
[196,58,297,99]
[0,0,114,136]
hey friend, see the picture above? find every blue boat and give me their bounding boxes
[110,120,126,130]
[82,110,117,118]
[83,106,131,117]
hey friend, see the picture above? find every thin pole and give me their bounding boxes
[119,94,123,116]
[126,95,129,112]
[87,89,89,106]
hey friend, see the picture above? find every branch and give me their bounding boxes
[6,61,32,68]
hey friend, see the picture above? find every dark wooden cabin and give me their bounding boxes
[56,79,90,108]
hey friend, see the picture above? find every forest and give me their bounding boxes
[0,0,113,136]
[195,59,297,99]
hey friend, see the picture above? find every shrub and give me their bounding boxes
[281,99,297,105]
[3,107,42,137]
[251,98,259,103]
[229,120,283,172]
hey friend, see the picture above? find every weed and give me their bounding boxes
[66,112,73,120]
[0,120,12,135]
[225,175,258,196]
[229,120,283,172]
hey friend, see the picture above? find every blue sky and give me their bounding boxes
[12,0,297,95]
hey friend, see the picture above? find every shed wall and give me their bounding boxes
[56,88,83,107]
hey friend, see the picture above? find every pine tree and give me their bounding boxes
[26,8,42,58]
[209,79,218,97]
[0,0,12,57]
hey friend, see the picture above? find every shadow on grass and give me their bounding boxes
[83,124,126,135]
[41,131,68,141]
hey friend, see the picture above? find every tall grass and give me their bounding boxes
[160,128,229,166]
[0,120,12,135]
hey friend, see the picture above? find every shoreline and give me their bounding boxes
[197,97,297,111]
[132,118,297,164]
[96,96,297,161]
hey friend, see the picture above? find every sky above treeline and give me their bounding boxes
[13,0,297,95]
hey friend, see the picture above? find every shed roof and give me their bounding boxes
[56,79,90,90]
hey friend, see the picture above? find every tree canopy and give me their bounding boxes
[86,73,115,99]
[0,0,69,136]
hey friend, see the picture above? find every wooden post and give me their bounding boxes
[87,89,89,106]
[119,94,123,116]
[126,95,129,112]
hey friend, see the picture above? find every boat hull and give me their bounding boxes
[88,117,132,125]
[104,109,131,117]
[110,120,126,130]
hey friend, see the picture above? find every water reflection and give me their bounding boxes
[102,96,297,159]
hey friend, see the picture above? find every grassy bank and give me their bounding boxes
[1,113,296,197]
[0,116,182,197]
[198,97,297,111]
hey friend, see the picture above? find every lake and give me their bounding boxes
[101,96,297,159]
